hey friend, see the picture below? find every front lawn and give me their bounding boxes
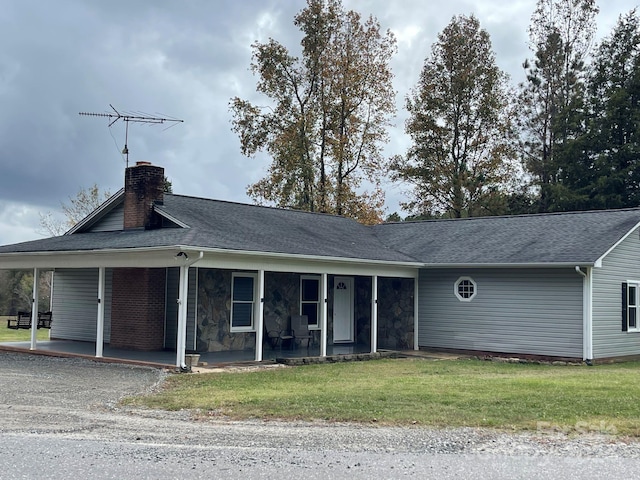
[125,358,640,435]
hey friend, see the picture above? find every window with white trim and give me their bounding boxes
[455,276,477,302]
[622,281,640,332]
[300,275,320,329]
[231,273,257,332]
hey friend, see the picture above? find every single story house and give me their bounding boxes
[1,162,640,367]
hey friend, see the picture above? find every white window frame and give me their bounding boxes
[231,272,257,332]
[454,276,477,302]
[300,275,320,330]
[625,281,640,332]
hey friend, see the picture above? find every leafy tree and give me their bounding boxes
[571,9,640,209]
[0,269,50,315]
[518,0,599,212]
[390,14,516,218]
[230,0,396,224]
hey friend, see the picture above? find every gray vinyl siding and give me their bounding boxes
[164,267,197,351]
[419,268,583,357]
[51,268,112,342]
[592,226,640,359]
[87,203,124,232]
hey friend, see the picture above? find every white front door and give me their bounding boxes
[333,276,354,343]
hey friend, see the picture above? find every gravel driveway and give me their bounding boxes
[2,351,640,479]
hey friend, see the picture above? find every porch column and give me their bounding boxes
[581,267,593,362]
[414,273,419,351]
[371,275,378,354]
[320,273,328,357]
[255,269,265,362]
[30,268,40,350]
[175,265,189,369]
[96,267,105,358]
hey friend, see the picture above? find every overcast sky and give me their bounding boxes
[0,0,636,245]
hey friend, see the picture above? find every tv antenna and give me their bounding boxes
[79,104,184,167]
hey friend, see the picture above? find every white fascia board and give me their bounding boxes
[0,246,186,269]
[177,245,421,277]
[421,262,596,269]
[594,221,640,268]
[0,245,421,277]
[66,189,125,234]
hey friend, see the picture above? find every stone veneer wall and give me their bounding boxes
[354,276,372,348]
[197,269,320,352]
[110,268,166,350]
[197,268,254,352]
[195,268,414,352]
[377,277,414,349]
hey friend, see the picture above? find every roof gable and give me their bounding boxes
[67,189,125,234]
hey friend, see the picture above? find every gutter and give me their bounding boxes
[575,266,593,365]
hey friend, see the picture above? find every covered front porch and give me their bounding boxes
[0,246,420,369]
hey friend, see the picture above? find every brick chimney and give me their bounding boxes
[123,161,164,229]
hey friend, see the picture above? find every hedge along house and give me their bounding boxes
[2,162,640,366]
[0,162,419,369]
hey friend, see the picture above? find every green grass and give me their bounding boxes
[0,316,50,342]
[125,358,640,435]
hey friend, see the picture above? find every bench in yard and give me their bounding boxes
[6,311,53,330]
[7,311,32,330]
[37,311,53,329]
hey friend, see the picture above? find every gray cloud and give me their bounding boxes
[0,0,634,244]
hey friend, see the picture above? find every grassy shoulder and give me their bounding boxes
[125,358,640,436]
[0,316,50,342]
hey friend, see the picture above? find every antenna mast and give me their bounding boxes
[79,104,184,167]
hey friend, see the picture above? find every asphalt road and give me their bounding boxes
[1,351,640,479]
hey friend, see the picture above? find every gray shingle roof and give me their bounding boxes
[152,195,414,262]
[2,193,639,267]
[0,194,415,263]
[373,208,640,265]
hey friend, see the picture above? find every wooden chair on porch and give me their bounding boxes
[291,314,312,348]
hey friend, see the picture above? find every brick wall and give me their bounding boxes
[111,268,166,350]
[123,161,164,229]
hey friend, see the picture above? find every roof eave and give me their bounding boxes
[0,243,423,271]
[421,261,597,269]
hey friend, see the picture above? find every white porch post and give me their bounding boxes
[30,268,40,350]
[371,275,378,354]
[414,273,419,351]
[175,265,188,369]
[583,267,593,362]
[255,269,265,362]
[320,273,328,357]
[96,267,105,358]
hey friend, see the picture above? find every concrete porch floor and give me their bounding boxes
[0,340,376,369]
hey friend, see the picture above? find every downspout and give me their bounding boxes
[575,266,593,365]
[176,251,204,371]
